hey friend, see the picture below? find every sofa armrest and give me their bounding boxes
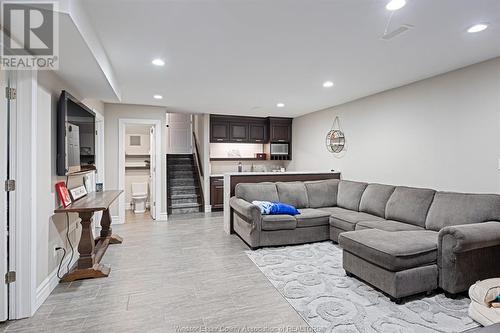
[438,221,500,253]
[229,197,262,226]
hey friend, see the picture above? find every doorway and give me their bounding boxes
[118,119,162,224]
[1,70,16,321]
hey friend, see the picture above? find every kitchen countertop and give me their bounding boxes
[213,171,339,177]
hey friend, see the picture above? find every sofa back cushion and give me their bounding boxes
[276,182,309,208]
[304,179,339,208]
[235,182,279,202]
[359,184,396,218]
[425,192,500,231]
[337,180,368,211]
[385,186,435,227]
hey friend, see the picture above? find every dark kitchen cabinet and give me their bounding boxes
[229,122,248,142]
[269,117,292,142]
[210,121,229,142]
[248,121,267,143]
[210,115,291,145]
[210,177,224,210]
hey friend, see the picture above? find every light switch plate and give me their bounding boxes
[498,159,500,170]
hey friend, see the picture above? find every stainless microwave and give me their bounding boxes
[270,143,289,155]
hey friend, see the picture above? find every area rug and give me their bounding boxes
[246,242,479,333]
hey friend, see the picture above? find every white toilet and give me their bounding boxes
[131,182,148,214]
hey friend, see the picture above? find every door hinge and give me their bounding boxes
[4,179,15,192]
[5,87,16,100]
[5,271,16,284]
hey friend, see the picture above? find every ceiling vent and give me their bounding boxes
[381,24,414,40]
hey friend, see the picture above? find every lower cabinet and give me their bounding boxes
[210,177,224,210]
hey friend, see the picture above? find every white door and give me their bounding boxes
[149,126,157,219]
[166,113,192,154]
[0,70,15,322]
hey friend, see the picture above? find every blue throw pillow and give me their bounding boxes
[270,202,300,216]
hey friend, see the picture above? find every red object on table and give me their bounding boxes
[55,181,72,207]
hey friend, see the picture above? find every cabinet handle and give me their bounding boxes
[216,139,223,141]
[278,139,285,142]
[236,139,242,142]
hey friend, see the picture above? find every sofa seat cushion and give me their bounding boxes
[295,208,331,228]
[338,229,438,271]
[326,207,383,231]
[261,215,297,231]
[355,220,424,232]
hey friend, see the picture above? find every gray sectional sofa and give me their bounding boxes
[229,179,500,302]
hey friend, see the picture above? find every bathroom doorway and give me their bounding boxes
[118,119,162,224]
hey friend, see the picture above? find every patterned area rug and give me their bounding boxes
[246,242,479,333]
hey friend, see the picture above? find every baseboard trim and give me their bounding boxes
[205,205,212,213]
[112,215,124,224]
[158,212,168,221]
[35,252,79,312]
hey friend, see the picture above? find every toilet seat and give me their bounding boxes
[131,183,148,214]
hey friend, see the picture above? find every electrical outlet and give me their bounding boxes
[53,245,59,257]
[498,158,500,170]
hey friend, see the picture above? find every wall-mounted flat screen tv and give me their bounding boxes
[57,91,96,176]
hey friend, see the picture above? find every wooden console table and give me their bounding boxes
[54,190,123,282]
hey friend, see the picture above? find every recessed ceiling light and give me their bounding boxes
[276,103,285,108]
[152,58,165,66]
[153,94,163,100]
[467,23,488,33]
[385,0,406,11]
[323,81,334,88]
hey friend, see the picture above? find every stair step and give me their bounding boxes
[169,200,201,205]
[168,165,194,171]
[168,193,200,199]
[169,171,196,177]
[170,179,196,186]
[167,154,192,158]
[170,197,199,205]
[170,206,202,214]
[169,186,198,195]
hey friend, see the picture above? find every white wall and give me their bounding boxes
[35,71,105,301]
[104,103,167,218]
[289,57,500,193]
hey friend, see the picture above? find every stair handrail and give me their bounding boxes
[192,131,204,178]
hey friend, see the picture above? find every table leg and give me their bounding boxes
[100,209,123,244]
[77,212,95,269]
[62,211,110,282]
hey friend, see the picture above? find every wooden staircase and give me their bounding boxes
[167,154,203,214]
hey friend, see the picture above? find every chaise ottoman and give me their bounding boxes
[339,229,439,303]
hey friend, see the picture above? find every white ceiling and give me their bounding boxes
[79,0,500,117]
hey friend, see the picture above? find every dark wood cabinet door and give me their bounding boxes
[210,122,229,142]
[230,122,248,142]
[210,177,224,210]
[270,123,291,142]
[248,123,267,143]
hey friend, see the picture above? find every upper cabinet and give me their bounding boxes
[209,115,291,144]
[269,117,292,143]
[210,119,230,142]
[248,121,267,143]
[229,122,248,142]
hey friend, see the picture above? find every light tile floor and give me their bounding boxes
[0,212,309,332]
